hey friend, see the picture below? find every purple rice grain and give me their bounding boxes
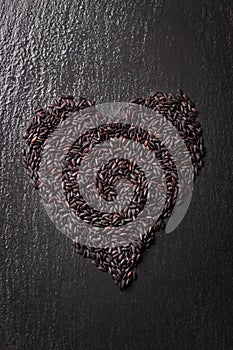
[22,89,205,291]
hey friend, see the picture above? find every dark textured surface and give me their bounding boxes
[0,1,232,349]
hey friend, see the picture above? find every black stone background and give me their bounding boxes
[0,1,232,349]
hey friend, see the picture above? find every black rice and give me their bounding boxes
[22,89,205,290]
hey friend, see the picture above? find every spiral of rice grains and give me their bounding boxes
[22,89,205,291]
